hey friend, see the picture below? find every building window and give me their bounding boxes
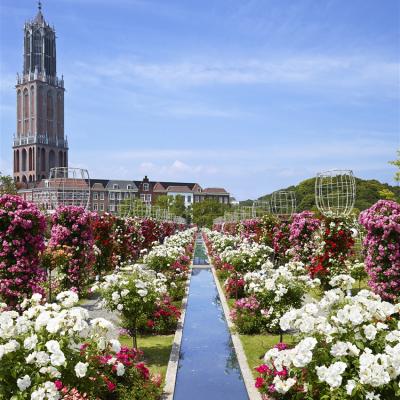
[93,192,98,200]
[145,194,152,202]
[125,192,130,199]
[109,192,115,200]
[140,194,145,202]
[113,184,119,189]
[100,193,104,200]
[187,196,191,203]
[143,183,149,191]
[127,184,132,190]
[117,192,122,200]
[93,203,98,211]
[100,203,104,211]
[109,204,115,212]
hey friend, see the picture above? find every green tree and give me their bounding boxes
[192,199,230,228]
[0,172,17,195]
[154,194,174,210]
[170,195,186,217]
[378,188,396,201]
[389,150,400,183]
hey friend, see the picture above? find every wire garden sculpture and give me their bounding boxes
[315,169,356,218]
[120,201,183,223]
[270,190,297,218]
[33,167,90,211]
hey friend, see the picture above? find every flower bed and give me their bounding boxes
[0,291,162,399]
[256,282,400,399]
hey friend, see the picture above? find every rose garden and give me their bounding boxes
[0,193,399,399]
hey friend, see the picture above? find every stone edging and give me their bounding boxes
[161,266,192,400]
[211,266,263,400]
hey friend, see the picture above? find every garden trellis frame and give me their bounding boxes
[32,167,90,211]
[270,190,297,218]
[315,169,356,218]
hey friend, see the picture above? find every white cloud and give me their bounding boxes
[71,55,399,95]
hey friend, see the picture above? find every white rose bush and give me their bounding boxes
[239,261,320,334]
[0,291,162,400]
[255,284,400,399]
[95,265,168,348]
[144,227,197,300]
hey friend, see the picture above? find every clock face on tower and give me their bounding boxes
[13,3,68,185]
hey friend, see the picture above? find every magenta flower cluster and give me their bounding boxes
[50,205,95,293]
[289,211,321,264]
[0,194,46,307]
[359,200,400,302]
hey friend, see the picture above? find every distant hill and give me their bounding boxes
[240,177,400,212]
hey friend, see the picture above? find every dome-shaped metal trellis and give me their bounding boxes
[315,169,356,218]
[33,167,90,211]
[270,190,297,218]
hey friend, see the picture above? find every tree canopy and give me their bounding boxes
[241,176,399,212]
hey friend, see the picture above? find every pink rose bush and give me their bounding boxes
[50,206,95,294]
[359,200,400,302]
[0,194,46,308]
[288,211,321,264]
[0,291,161,399]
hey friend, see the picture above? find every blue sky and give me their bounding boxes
[0,0,399,200]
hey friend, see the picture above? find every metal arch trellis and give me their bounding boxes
[270,190,297,218]
[315,169,356,218]
[121,202,181,223]
[33,167,91,212]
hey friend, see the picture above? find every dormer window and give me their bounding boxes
[113,184,119,189]
[143,183,149,191]
[127,184,132,190]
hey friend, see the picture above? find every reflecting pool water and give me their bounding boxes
[193,235,209,265]
[173,267,249,400]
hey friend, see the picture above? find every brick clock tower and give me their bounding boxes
[13,2,68,184]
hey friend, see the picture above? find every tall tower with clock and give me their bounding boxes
[13,2,68,184]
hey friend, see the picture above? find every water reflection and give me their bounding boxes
[173,268,248,400]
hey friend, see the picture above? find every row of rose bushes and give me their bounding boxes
[0,226,197,399]
[95,227,197,342]
[213,200,400,301]
[0,194,187,309]
[205,200,400,399]
[203,230,321,334]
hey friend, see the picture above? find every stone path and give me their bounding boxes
[80,295,120,326]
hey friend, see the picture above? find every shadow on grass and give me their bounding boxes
[120,334,174,376]
[141,342,173,368]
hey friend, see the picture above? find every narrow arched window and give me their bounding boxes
[23,88,29,134]
[17,90,22,134]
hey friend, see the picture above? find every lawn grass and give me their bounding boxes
[119,334,174,378]
[239,333,295,377]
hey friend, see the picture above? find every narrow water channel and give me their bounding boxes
[173,239,249,400]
